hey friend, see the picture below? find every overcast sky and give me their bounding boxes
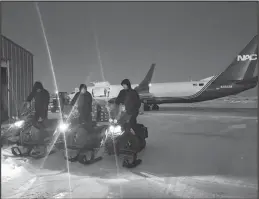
[2,2,257,95]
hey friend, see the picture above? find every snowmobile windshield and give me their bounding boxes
[18,102,34,118]
[107,103,125,122]
[10,106,34,129]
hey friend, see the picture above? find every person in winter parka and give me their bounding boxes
[70,84,92,124]
[26,81,50,122]
[115,79,141,129]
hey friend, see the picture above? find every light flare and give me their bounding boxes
[91,19,123,197]
[58,122,70,132]
[34,2,72,198]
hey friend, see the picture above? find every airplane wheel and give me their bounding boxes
[152,104,159,111]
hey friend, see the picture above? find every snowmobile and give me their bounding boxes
[60,104,108,164]
[104,114,148,168]
[61,120,108,165]
[1,103,63,159]
[62,104,148,168]
[106,104,148,152]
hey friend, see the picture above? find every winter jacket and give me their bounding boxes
[26,82,50,119]
[70,92,80,106]
[70,91,92,119]
[115,79,141,115]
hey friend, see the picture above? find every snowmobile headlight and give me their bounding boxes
[114,125,122,134]
[109,125,115,132]
[13,120,25,128]
[58,122,69,132]
[108,125,122,135]
[109,118,118,124]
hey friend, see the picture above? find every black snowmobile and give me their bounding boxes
[1,103,63,159]
[63,104,148,168]
[104,112,148,168]
[62,120,108,165]
[60,103,108,164]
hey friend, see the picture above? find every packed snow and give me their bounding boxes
[1,104,257,198]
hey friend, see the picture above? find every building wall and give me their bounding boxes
[1,35,33,118]
[1,67,9,122]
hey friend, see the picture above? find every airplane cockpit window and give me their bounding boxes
[193,83,197,86]
[199,83,204,86]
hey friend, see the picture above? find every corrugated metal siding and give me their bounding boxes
[1,35,33,118]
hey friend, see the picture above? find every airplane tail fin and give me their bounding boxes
[135,63,156,92]
[214,35,258,83]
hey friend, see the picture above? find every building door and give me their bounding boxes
[1,61,10,122]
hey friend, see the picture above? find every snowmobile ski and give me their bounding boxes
[77,149,103,165]
[123,159,142,168]
[119,149,142,168]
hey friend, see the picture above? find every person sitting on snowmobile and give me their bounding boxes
[115,79,142,152]
[65,84,103,158]
[26,81,50,127]
[115,79,141,129]
[70,84,93,128]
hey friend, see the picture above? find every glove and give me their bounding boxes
[26,102,30,109]
[121,105,125,112]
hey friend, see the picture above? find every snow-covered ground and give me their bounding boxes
[1,105,257,198]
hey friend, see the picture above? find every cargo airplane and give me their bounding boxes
[87,35,258,111]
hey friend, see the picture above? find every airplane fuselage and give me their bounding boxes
[141,76,257,104]
[84,75,257,105]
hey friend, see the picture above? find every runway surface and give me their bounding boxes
[1,105,257,198]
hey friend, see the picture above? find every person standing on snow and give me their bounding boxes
[115,79,141,130]
[26,81,50,124]
[115,79,141,153]
[70,84,93,126]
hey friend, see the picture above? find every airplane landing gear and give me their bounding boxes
[152,104,159,111]
[143,104,159,111]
